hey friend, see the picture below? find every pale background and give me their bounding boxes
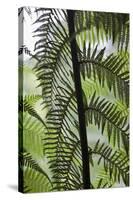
[0,0,133,199]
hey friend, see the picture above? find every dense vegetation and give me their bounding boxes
[18,7,129,192]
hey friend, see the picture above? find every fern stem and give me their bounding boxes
[67,10,91,189]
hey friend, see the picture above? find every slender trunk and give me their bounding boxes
[67,10,91,189]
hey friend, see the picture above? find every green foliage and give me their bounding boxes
[78,44,129,106]
[89,140,129,186]
[94,169,115,188]
[19,95,46,127]
[85,93,129,154]
[75,11,129,51]
[44,83,82,191]
[33,8,71,109]
[19,8,129,192]
[20,150,49,179]
[19,100,53,192]
[23,167,52,192]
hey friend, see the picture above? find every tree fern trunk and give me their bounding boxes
[67,10,91,189]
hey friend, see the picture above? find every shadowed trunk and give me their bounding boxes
[67,10,91,189]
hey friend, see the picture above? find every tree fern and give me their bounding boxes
[19,7,129,192]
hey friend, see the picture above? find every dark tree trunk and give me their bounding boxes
[67,10,91,189]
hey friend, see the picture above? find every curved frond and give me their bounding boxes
[89,140,129,186]
[19,150,51,181]
[43,83,83,190]
[19,111,45,158]
[85,93,129,153]
[79,44,129,106]
[94,170,115,188]
[33,8,71,109]
[19,95,46,127]
[23,167,52,193]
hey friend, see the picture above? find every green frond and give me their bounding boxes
[19,113,53,192]
[115,99,129,117]
[43,83,84,190]
[19,95,46,127]
[23,184,31,193]
[19,111,45,158]
[79,44,129,105]
[19,150,51,181]
[89,140,129,186]
[23,94,42,106]
[23,167,52,193]
[33,9,72,109]
[94,169,115,188]
[85,93,129,153]
[81,76,111,102]
[75,11,129,51]
[19,8,129,192]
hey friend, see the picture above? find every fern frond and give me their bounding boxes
[19,111,45,159]
[115,100,129,117]
[19,8,129,192]
[79,44,129,105]
[19,150,51,181]
[23,167,52,193]
[85,93,129,153]
[19,110,54,192]
[43,83,84,190]
[23,184,31,193]
[93,169,115,188]
[75,11,129,51]
[23,94,41,106]
[33,9,72,109]
[89,140,129,186]
[19,95,46,127]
